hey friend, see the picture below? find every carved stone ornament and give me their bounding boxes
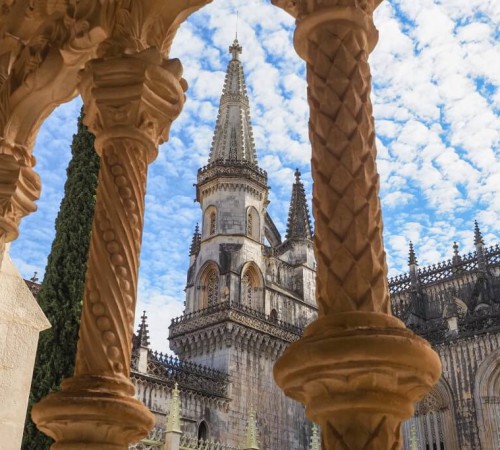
[28,1,210,448]
[271,0,442,447]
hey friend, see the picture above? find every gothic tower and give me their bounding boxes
[167,39,318,449]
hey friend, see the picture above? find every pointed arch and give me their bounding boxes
[246,206,260,241]
[474,347,500,450]
[203,205,217,238]
[403,377,459,449]
[240,262,264,311]
[197,262,220,310]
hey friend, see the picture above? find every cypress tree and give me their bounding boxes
[22,107,100,449]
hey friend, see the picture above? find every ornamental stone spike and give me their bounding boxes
[137,310,151,348]
[207,38,258,165]
[166,383,182,433]
[189,223,201,256]
[285,169,313,241]
[244,405,259,450]
[474,220,484,247]
[309,424,321,450]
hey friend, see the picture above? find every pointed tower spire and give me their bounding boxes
[408,242,419,289]
[408,241,417,266]
[207,38,258,164]
[285,169,313,241]
[452,241,462,266]
[136,311,150,348]
[474,220,484,247]
[189,223,201,256]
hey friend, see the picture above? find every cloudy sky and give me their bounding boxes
[10,0,500,351]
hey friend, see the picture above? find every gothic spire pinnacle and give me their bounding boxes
[285,169,313,241]
[136,311,150,348]
[189,223,201,256]
[408,242,417,266]
[166,382,182,433]
[452,241,462,265]
[207,38,257,165]
[474,220,484,246]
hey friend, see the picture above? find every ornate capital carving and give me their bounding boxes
[79,49,186,163]
[275,313,442,448]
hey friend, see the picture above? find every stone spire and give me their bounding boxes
[474,221,487,273]
[189,223,201,256]
[474,220,484,247]
[452,241,462,266]
[207,38,258,164]
[285,169,313,241]
[166,383,181,433]
[408,242,417,266]
[136,311,150,348]
[408,242,419,289]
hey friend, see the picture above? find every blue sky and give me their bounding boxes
[10,0,500,350]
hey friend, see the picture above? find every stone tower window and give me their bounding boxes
[247,210,253,236]
[210,212,216,235]
[270,308,278,322]
[198,421,208,441]
[207,270,219,306]
[241,264,262,311]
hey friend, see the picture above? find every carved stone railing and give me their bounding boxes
[133,351,230,399]
[197,160,268,189]
[129,427,166,450]
[180,435,240,450]
[389,245,500,294]
[170,300,303,340]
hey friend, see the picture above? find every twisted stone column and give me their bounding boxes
[271,1,441,448]
[32,48,187,449]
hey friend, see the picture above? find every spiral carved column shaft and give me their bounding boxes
[271,2,442,449]
[32,50,187,449]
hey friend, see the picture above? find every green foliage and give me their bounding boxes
[22,108,100,449]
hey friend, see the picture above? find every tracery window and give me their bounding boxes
[247,211,253,236]
[242,273,253,308]
[210,212,216,235]
[207,270,219,306]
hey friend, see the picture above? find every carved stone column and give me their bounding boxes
[271,1,441,448]
[32,48,187,449]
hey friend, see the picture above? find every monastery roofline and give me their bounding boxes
[389,243,500,295]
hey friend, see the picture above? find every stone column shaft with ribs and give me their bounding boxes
[32,49,188,449]
[271,0,441,448]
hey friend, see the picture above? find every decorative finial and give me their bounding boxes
[229,38,242,61]
[309,424,321,450]
[245,405,259,449]
[30,271,39,283]
[137,310,150,347]
[295,168,301,181]
[286,168,313,241]
[166,383,182,433]
[189,223,201,256]
[408,242,417,266]
[474,220,484,246]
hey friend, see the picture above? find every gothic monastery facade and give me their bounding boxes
[127,40,500,450]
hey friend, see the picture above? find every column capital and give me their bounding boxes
[79,48,187,163]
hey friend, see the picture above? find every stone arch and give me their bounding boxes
[246,206,260,241]
[474,347,500,450]
[197,261,220,310]
[240,262,264,311]
[203,205,217,238]
[197,420,209,441]
[403,377,459,450]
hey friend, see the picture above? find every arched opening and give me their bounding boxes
[241,263,263,311]
[198,263,220,310]
[270,308,278,322]
[402,378,459,449]
[198,420,208,442]
[474,347,500,449]
[203,206,217,238]
[246,206,260,241]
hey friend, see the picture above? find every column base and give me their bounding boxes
[32,375,154,450]
[274,312,441,449]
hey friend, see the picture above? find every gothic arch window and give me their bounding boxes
[246,206,260,241]
[198,421,208,442]
[241,264,263,311]
[402,378,459,449]
[270,308,278,322]
[203,206,217,238]
[199,264,219,310]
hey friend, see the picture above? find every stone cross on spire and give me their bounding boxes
[136,311,150,348]
[229,38,242,60]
